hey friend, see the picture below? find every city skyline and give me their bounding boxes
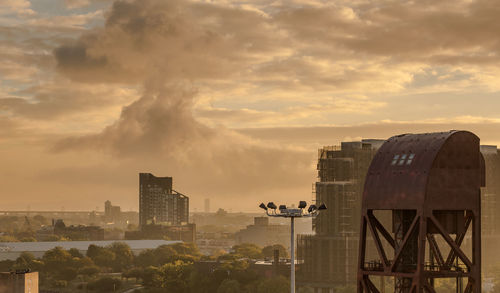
[2,0,500,212]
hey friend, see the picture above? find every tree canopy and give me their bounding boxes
[262,244,289,259]
[231,243,263,259]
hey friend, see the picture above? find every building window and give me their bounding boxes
[391,155,400,165]
[391,153,415,166]
[398,154,407,165]
[406,153,415,165]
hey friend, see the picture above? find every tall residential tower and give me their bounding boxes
[139,173,189,228]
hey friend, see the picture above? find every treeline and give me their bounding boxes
[0,242,292,293]
[0,215,49,242]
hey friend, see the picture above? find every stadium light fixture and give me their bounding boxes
[258,200,327,293]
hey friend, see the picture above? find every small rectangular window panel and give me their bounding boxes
[391,153,415,166]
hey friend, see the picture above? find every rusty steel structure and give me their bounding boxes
[357,131,485,293]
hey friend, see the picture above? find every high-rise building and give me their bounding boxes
[104,200,121,223]
[480,145,500,235]
[297,139,383,292]
[297,139,500,291]
[480,145,500,274]
[139,173,189,228]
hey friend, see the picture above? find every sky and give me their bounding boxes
[1,0,500,212]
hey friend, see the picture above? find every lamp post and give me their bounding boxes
[259,201,327,293]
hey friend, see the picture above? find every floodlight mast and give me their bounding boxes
[259,201,327,293]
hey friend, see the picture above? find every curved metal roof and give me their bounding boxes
[362,131,485,210]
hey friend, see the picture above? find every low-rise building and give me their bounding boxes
[196,238,235,255]
[0,271,38,293]
[54,219,104,241]
[125,223,196,242]
[36,219,104,241]
[235,217,290,249]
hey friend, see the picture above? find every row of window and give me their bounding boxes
[391,153,415,166]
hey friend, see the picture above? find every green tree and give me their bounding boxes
[170,242,200,257]
[189,270,215,293]
[0,260,14,272]
[42,246,78,282]
[15,252,35,266]
[149,261,192,292]
[255,276,289,293]
[142,266,160,287]
[53,280,68,288]
[154,245,178,264]
[78,265,100,280]
[87,244,116,268]
[68,248,83,258]
[42,246,72,271]
[12,252,44,272]
[19,237,37,242]
[87,277,122,292]
[72,256,94,269]
[224,260,260,288]
[59,267,78,282]
[232,243,263,259]
[0,235,19,242]
[44,234,63,241]
[262,244,289,259]
[135,249,158,267]
[217,279,241,293]
[123,267,143,282]
[108,242,133,271]
[86,244,101,259]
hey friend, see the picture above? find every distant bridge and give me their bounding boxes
[0,210,103,216]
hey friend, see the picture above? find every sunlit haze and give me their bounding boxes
[2,0,500,212]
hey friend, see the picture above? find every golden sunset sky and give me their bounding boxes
[1,0,500,211]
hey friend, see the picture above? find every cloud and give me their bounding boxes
[50,0,315,203]
[54,0,285,84]
[53,83,212,153]
[63,0,112,9]
[51,81,315,202]
[44,0,500,209]
[238,117,500,149]
[0,117,18,138]
[52,0,500,105]
[27,10,104,30]
[0,81,138,120]
[195,96,386,128]
[0,29,55,85]
[3,0,500,210]
[276,0,500,64]
[0,0,35,16]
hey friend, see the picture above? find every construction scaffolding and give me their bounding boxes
[297,140,383,293]
[299,136,500,293]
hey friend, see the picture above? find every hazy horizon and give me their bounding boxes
[2,0,500,212]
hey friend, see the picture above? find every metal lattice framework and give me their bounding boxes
[357,131,485,293]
